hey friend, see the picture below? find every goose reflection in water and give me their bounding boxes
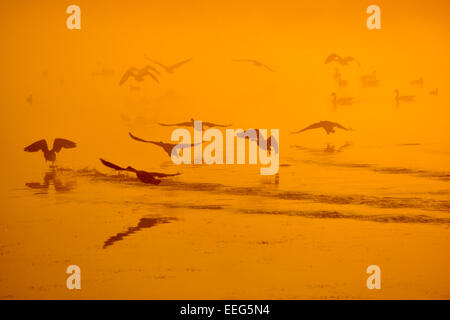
[103,216,177,249]
[26,171,76,194]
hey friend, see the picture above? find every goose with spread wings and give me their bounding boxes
[236,129,279,154]
[24,138,76,164]
[325,53,360,67]
[158,118,231,130]
[232,59,275,72]
[291,121,352,135]
[119,66,159,86]
[129,132,200,158]
[145,56,192,74]
[100,158,180,185]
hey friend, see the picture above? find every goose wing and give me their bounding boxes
[24,139,48,152]
[128,132,161,145]
[262,63,275,72]
[142,65,161,76]
[170,58,192,70]
[140,69,159,83]
[291,122,322,134]
[52,139,76,153]
[147,172,181,178]
[119,68,138,86]
[99,158,127,171]
[203,121,231,128]
[158,121,192,127]
[333,122,350,131]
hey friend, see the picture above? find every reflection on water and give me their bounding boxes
[301,159,450,181]
[103,216,177,249]
[241,209,450,225]
[25,170,76,194]
[292,142,352,155]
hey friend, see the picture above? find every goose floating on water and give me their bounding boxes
[394,89,415,107]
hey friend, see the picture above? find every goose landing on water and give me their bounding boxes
[99,159,180,185]
[24,138,76,165]
[291,121,352,135]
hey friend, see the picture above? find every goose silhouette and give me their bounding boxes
[325,53,360,66]
[330,92,355,110]
[429,88,438,96]
[394,89,415,107]
[129,132,200,158]
[24,139,76,164]
[232,59,274,72]
[158,118,231,130]
[291,121,352,135]
[410,77,424,87]
[236,129,279,154]
[99,158,180,185]
[333,68,348,87]
[119,66,159,86]
[145,56,192,74]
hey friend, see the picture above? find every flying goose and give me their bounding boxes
[236,129,279,154]
[119,66,159,86]
[232,59,275,72]
[158,118,231,130]
[145,56,192,74]
[291,121,352,135]
[24,138,76,164]
[129,132,200,158]
[99,158,180,185]
[325,53,360,66]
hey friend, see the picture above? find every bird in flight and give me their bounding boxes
[129,132,200,158]
[232,59,275,72]
[24,138,76,164]
[119,66,159,86]
[236,129,279,154]
[145,56,192,74]
[325,53,360,67]
[291,121,352,135]
[394,89,415,107]
[99,158,180,185]
[158,118,231,130]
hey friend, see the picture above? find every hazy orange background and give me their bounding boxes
[0,0,449,299]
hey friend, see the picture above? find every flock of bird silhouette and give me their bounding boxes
[24,52,438,185]
[325,53,438,109]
